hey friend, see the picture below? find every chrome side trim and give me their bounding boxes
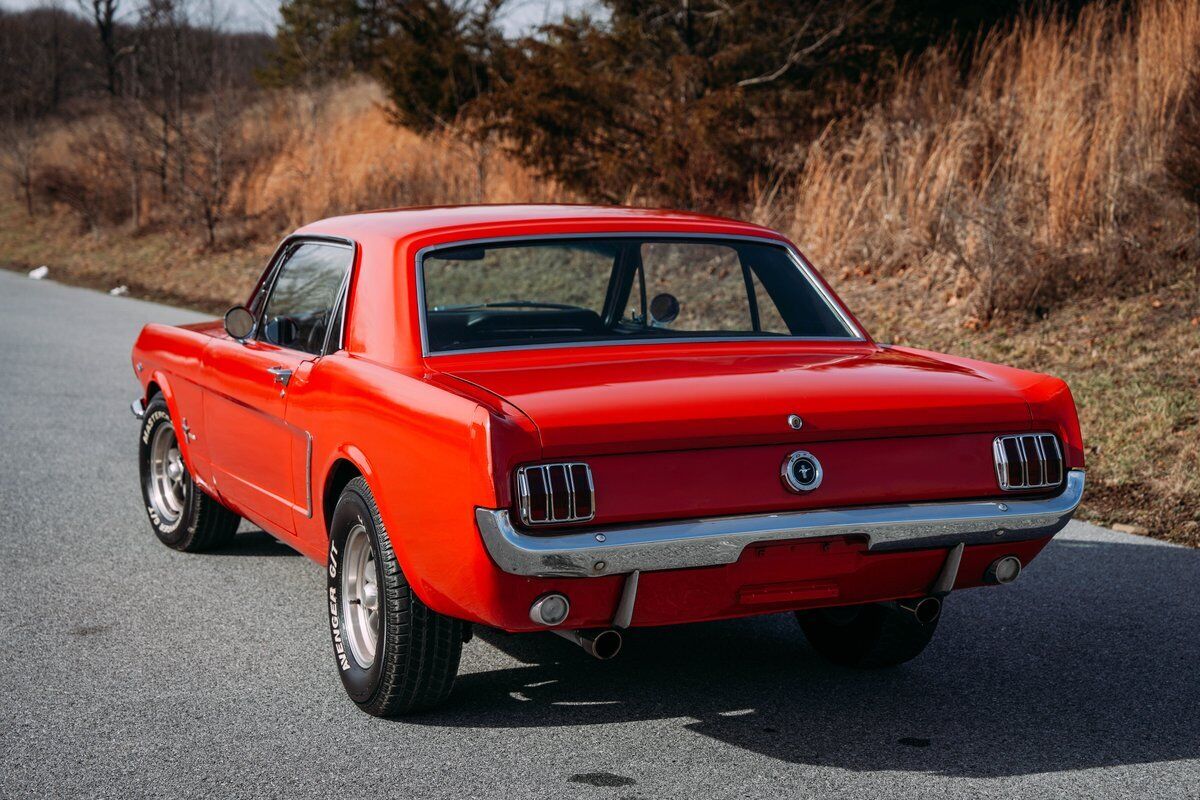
[303,432,314,520]
[475,469,1085,578]
[414,232,867,358]
[131,398,145,420]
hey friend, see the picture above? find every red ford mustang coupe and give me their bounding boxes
[130,205,1085,716]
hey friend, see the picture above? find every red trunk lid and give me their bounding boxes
[437,343,1033,457]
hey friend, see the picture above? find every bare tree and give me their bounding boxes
[180,87,277,246]
[80,0,123,95]
[136,0,191,201]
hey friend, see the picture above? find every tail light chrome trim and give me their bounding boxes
[516,463,595,526]
[993,433,1064,491]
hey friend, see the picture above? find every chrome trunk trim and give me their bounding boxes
[475,469,1085,578]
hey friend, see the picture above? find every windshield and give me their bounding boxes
[420,236,858,353]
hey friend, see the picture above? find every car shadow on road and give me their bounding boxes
[203,528,302,557]
[412,537,1199,778]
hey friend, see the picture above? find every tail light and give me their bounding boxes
[516,462,595,526]
[993,433,1064,490]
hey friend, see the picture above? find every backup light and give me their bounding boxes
[529,593,570,626]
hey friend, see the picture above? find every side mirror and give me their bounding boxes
[223,306,256,341]
[649,292,680,325]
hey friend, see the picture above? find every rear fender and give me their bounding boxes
[318,443,450,610]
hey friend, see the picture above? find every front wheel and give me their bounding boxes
[327,477,464,716]
[797,600,939,668]
[138,395,239,552]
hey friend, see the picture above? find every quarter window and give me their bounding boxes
[260,242,352,355]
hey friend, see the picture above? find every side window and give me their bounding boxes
[259,242,352,355]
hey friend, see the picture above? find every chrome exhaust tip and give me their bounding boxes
[553,628,623,660]
[899,596,942,625]
[985,555,1022,585]
[529,593,571,627]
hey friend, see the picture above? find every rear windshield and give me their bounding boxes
[420,236,857,353]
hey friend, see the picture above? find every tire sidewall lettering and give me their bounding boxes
[139,403,187,536]
[328,486,384,702]
[141,409,169,445]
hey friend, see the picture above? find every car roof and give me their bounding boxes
[294,204,783,242]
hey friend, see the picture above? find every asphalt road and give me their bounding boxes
[1,269,1198,800]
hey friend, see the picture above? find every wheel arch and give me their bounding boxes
[319,444,385,533]
[322,457,364,534]
[143,371,196,474]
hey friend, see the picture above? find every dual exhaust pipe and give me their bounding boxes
[531,593,623,659]
[897,554,1023,625]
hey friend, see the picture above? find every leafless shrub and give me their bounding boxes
[32,160,130,228]
[0,119,39,216]
[178,89,282,247]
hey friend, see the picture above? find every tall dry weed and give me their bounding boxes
[786,0,1200,321]
[237,80,560,228]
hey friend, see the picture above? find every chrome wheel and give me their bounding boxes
[148,421,187,525]
[341,524,380,669]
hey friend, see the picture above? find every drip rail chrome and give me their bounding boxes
[475,469,1085,578]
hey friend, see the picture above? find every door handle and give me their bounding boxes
[267,366,293,386]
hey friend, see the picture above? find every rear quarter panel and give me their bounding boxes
[287,352,544,622]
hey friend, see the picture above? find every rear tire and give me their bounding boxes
[138,394,240,552]
[327,476,464,716]
[797,601,938,668]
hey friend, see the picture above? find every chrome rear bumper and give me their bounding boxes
[475,469,1085,578]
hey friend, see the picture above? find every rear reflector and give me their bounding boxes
[516,462,595,525]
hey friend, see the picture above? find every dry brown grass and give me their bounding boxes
[237,80,561,228]
[19,80,560,242]
[781,0,1200,321]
